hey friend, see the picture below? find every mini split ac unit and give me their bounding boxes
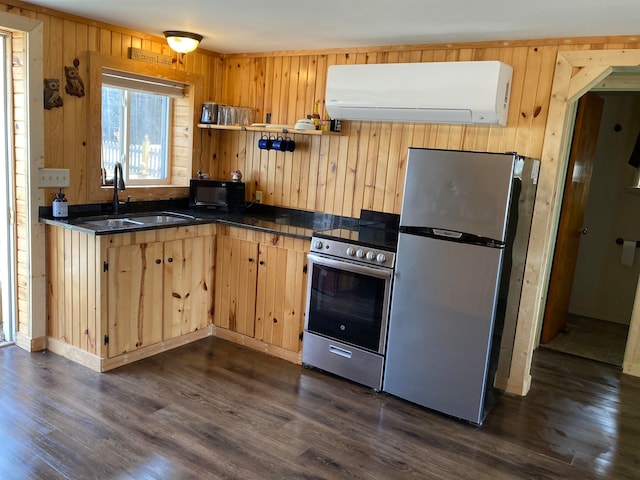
[325,61,513,126]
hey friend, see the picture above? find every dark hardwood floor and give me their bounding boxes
[1,337,639,479]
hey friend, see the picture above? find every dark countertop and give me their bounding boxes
[39,199,357,240]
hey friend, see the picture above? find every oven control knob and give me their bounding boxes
[346,247,356,256]
[356,249,365,258]
[314,240,324,249]
[366,251,375,261]
[376,253,387,264]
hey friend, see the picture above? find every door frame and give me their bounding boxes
[540,92,604,344]
[0,12,46,351]
[509,50,640,395]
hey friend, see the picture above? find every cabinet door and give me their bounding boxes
[255,243,307,352]
[163,235,215,339]
[214,236,259,337]
[106,242,164,358]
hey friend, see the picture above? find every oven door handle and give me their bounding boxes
[307,253,392,280]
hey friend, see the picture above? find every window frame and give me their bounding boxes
[101,80,173,186]
[87,52,204,204]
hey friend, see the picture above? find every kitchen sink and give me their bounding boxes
[84,218,144,228]
[73,211,195,230]
[131,214,190,225]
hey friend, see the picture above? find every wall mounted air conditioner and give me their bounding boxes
[325,61,513,126]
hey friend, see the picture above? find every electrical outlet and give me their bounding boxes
[39,168,70,188]
[255,191,263,203]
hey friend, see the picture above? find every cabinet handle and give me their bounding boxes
[168,257,173,263]
[156,259,162,264]
[248,257,254,263]
[259,260,265,265]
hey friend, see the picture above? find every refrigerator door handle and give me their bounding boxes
[432,229,463,239]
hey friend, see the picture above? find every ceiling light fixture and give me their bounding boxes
[163,31,203,54]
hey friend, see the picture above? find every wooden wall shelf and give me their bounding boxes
[197,123,339,136]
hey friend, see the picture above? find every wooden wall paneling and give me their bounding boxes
[261,56,275,125]
[75,24,89,202]
[269,56,284,124]
[307,53,319,117]
[87,25,99,52]
[252,57,266,124]
[98,28,111,54]
[86,232,97,354]
[44,14,64,191]
[46,227,59,340]
[372,121,392,212]
[110,31,121,57]
[120,32,131,53]
[278,56,292,124]
[332,53,356,217]
[249,132,259,200]
[63,228,72,344]
[526,46,558,159]
[393,123,417,214]
[70,230,81,348]
[281,57,299,206]
[61,20,77,202]
[292,56,310,208]
[381,122,403,213]
[320,53,338,213]
[512,47,544,157]
[305,135,321,210]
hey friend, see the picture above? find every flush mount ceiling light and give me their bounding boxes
[163,31,203,54]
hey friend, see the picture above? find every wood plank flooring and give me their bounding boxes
[1,337,639,479]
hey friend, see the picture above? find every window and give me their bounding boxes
[88,52,203,202]
[101,69,185,186]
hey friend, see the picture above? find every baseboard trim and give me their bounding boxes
[46,337,102,371]
[100,328,212,372]
[15,332,46,352]
[47,328,212,372]
[211,326,302,365]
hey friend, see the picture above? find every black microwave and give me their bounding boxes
[189,179,246,212]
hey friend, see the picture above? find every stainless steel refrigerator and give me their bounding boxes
[383,148,539,425]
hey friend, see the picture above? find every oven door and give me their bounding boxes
[305,253,392,354]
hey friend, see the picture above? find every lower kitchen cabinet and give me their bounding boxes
[213,236,259,337]
[46,223,215,371]
[213,226,309,360]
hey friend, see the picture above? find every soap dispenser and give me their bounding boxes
[52,189,68,218]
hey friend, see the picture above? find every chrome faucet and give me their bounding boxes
[113,162,126,213]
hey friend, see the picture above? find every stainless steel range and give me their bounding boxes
[302,211,398,390]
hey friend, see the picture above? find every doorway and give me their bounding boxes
[541,90,640,366]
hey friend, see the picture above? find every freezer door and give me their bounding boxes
[384,233,503,424]
[401,148,515,242]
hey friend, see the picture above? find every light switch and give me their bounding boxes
[39,168,70,188]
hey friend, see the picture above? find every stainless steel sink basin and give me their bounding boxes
[84,218,144,228]
[132,214,189,225]
[73,211,195,231]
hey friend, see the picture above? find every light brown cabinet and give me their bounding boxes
[105,234,215,358]
[213,236,259,337]
[46,224,215,371]
[213,226,309,361]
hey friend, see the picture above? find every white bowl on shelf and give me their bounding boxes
[294,119,316,130]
